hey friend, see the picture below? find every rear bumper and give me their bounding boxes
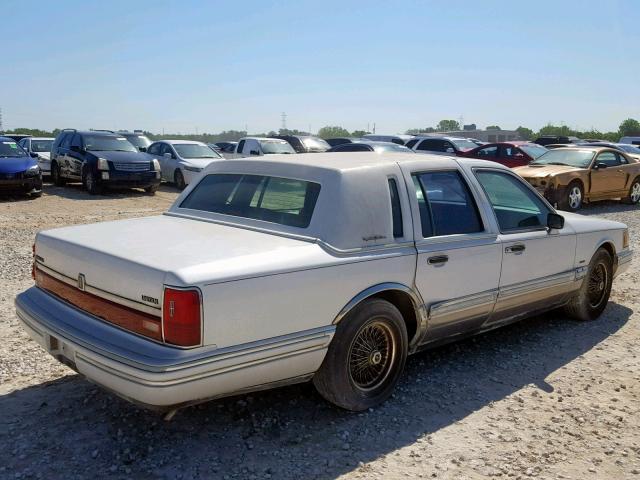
[15,287,332,409]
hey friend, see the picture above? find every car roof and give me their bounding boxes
[205,152,498,172]
[160,139,207,145]
[0,136,17,142]
[239,137,289,141]
[413,135,469,141]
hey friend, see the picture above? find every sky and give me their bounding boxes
[3,0,639,135]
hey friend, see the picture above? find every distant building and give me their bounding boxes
[428,129,522,142]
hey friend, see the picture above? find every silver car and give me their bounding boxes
[18,137,55,175]
[148,140,223,189]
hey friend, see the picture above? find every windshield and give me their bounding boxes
[260,140,296,154]
[618,144,640,154]
[450,139,479,150]
[530,149,595,168]
[174,143,222,159]
[123,134,151,149]
[519,144,548,159]
[0,140,27,157]
[301,137,330,152]
[373,143,413,153]
[31,140,53,153]
[85,135,137,152]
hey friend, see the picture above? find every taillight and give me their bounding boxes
[162,288,201,347]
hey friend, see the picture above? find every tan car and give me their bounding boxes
[514,147,640,211]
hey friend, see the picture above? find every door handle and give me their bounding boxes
[427,255,449,265]
[505,244,526,253]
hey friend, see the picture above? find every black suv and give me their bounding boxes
[117,131,152,152]
[50,129,161,195]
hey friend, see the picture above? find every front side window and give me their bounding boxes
[596,151,621,167]
[237,140,246,153]
[405,139,419,149]
[147,142,161,155]
[475,170,549,232]
[417,139,441,152]
[180,174,321,228]
[412,171,483,237]
[476,146,498,158]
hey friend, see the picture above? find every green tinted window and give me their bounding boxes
[475,170,549,231]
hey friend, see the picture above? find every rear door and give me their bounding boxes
[473,168,577,323]
[68,133,85,178]
[58,132,73,176]
[401,165,502,342]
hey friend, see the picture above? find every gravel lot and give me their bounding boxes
[1,183,639,480]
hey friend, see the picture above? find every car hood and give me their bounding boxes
[560,211,627,234]
[0,156,37,174]
[91,150,154,163]
[514,164,584,178]
[180,157,221,169]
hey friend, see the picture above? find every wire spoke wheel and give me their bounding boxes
[587,262,608,308]
[348,320,396,391]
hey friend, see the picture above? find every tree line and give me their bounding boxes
[4,119,640,143]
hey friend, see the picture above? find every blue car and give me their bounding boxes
[0,136,43,197]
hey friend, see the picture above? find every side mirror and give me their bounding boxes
[70,145,81,153]
[30,152,38,158]
[547,212,565,230]
[139,147,147,152]
[250,150,260,155]
[593,162,608,170]
[513,153,525,159]
[163,152,172,159]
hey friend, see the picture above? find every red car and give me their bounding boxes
[462,141,548,168]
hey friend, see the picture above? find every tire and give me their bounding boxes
[313,298,408,411]
[83,168,102,195]
[51,161,66,186]
[174,169,186,190]
[559,181,583,211]
[621,178,640,204]
[564,248,613,321]
[30,191,42,199]
[144,184,159,195]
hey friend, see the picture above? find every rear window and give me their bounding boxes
[180,174,321,228]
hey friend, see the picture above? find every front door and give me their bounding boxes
[589,151,628,195]
[402,168,502,342]
[473,169,577,323]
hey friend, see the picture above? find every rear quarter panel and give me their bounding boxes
[199,253,416,348]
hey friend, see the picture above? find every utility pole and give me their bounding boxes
[458,115,464,131]
[373,123,376,134]
[281,112,287,131]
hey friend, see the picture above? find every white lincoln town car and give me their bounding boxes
[16,153,632,412]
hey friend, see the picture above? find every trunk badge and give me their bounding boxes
[77,273,86,291]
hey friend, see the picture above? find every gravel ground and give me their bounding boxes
[0,183,639,480]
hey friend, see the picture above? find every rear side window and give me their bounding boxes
[180,174,321,228]
[405,139,419,149]
[417,139,443,152]
[412,171,483,237]
[388,179,403,238]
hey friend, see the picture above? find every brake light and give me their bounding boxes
[162,288,201,347]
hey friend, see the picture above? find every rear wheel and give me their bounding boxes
[622,178,640,204]
[313,299,408,411]
[51,162,66,186]
[83,168,102,195]
[564,248,613,321]
[559,181,583,211]
[174,169,186,190]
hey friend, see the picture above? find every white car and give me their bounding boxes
[229,137,296,158]
[16,153,632,413]
[147,140,223,189]
[18,137,54,174]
